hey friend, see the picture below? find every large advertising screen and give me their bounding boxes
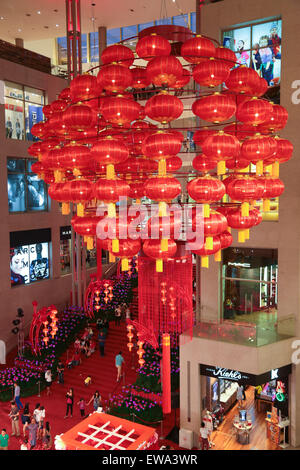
[10,242,50,287]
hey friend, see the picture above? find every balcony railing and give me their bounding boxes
[194,315,296,347]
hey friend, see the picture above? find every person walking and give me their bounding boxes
[114,306,122,326]
[26,418,38,449]
[199,422,209,450]
[45,369,52,396]
[237,383,244,408]
[125,306,131,321]
[77,398,86,418]
[115,351,125,382]
[0,429,9,450]
[98,330,106,357]
[36,406,45,440]
[21,403,31,437]
[65,388,74,418]
[9,401,20,437]
[57,362,64,384]
[42,421,52,450]
[13,382,23,410]
[88,391,102,412]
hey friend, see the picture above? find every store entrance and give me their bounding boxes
[201,373,290,450]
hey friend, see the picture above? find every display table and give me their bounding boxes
[233,418,252,445]
[266,417,290,448]
[256,396,273,412]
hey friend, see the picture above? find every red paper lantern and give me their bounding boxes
[97,64,133,93]
[70,74,100,102]
[31,122,48,139]
[51,99,68,113]
[91,137,129,165]
[101,96,141,126]
[252,77,268,97]
[193,155,217,172]
[202,131,240,159]
[193,59,231,87]
[261,177,285,199]
[63,104,97,131]
[146,56,183,87]
[166,156,182,172]
[94,178,130,202]
[271,137,293,163]
[181,35,216,64]
[225,66,260,94]
[236,98,273,125]
[67,179,93,209]
[131,67,151,88]
[258,104,288,132]
[226,176,265,217]
[142,131,183,160]
[145,177,181,202]
[145,92,183,124]
[136,34,171,60]
[187,176,225,203]
[241,135,277,163]
[27,141,43,158]
[101,44,134,67]
[219,230,233,249]
[143,239,177,272]
[226,208,257,229]
[42,104,53,119]
[193,128,216,146]
[192,93,236,123]
[214,46,237,66]
[63,143,91,175]
[171,70,191,89]
[129,182,145,199]
[59,87,72,102]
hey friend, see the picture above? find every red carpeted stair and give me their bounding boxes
[130,287,139,321]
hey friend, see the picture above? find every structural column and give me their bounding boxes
[98,26,107,65]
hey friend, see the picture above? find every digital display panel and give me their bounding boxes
[10,242,50,287]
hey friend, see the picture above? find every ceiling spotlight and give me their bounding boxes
[11,327,19,335]
[0,16,4,20]
[13,319,21,326]
[44,26,49,29]
[18,28,22,32]
[26,13,31,17]
[17,308,24,317]
[56,24,59,27]
[37,11,41,14]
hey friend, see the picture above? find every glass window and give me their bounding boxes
[155,17,172,26]
[57,36,68,65]
[5,81,45,142]
[60,239,71,275]
[81,33,88,63]
[173,14,189,28]
[121,25,137,41]
[107,28,121,45]
[90,32,99,63]
[222,247,278,324]
[190,12,196,33]
[223,18,282,86]
[7,158,48,213]
[138,22,154,32]
[10,242,50,287]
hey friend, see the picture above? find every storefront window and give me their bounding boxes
[7,158,48,213]
[5,82,45,142]
[223,18,282,90]
[107,28,121,45]
[222,247,278,324]
[10,229,51,287]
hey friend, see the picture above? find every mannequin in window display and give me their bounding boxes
[10,248,26,286]
[236,40,249,65]
[16,118,21,140]
[268,23,281,60]
[258,35,274,85]
[252,43,262,74]
[30,244,49,282]
[6,116,13,138]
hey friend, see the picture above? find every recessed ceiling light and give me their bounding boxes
[56,24,59,27]
[26,13,31,17]
[0,16,4,20]
[18,28,22,32]
[37,11,41,14]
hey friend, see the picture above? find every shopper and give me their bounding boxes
[0,429,9,450]
[77,398,86,418]
[57,361,65,384]
[199,422,209,450]
[9,401,20,437]
[115,351,125,382]
[33,403,41,423]
[114,306,122,326]
[125,306,131,321]
[65,388,74,418]
[36,406,45,440]
[20,438,29,450]
[21,403,31,437]
[88,391,102,412]
[98,330,106,357]
[42,421,52,449]
[26,418,38,449]
[13,382,23,410]
[45,369,52,396]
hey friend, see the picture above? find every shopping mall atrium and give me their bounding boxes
[0,0,299,452]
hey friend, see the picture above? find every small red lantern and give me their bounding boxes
[101,96,141,126]
[193,58,231,87]
[145,176,181,202]
[143,239,177,272]
[187,176,225,218]
[63,104,97,131]
[101,44,134,67]
[225,66,260,94]
[131,67,151,88]
[136,34,171,60]
[67,179,93,216]
[192,93,236,123]
[97,64,133,93]
[70,74,100,102]
[226,176,265,216]
[193,155,217,172]
[142,131,183,160]
[202,131,240,174]
[146,56,183,87]
[181,35,216,64]
[236,98,273,126]
[145,92,183,124]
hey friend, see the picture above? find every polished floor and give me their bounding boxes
[210,387,282,450]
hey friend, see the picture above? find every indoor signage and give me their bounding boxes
[200,364,292,386]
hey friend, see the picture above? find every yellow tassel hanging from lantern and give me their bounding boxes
[272,161,280,178]
[256,160,263,176]
[214,250,221,262]
[227,226,231,233]
[240,165,250,173]
[62,202,70,215]
[121,258,129,271]
[158,159,167,177]
[77,203,84,217]
[201,256,209,268]
[108,202,116,218]
[83,235,88,243]
[205,236,213,250]
[263,199,270,212]
[241,201,249,217]
[159,201,167,217]
[112,239,119,252]
[54,170,62,182]
[106,164,115,180]
[161,238,168,251]
[87,236,94,250]
[265,164,273,175]
[217,160,226,176]
[109,252,115,263]
[73,168,81,177]
[203,203,210,218]
[156,259,163,272]
[238,230,245,243]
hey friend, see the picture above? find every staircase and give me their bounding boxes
[130,287,139,321]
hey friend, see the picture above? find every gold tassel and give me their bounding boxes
[217,160,226,176]
[161,239,168,251]
[62,202,70,215]
[109,252,115,263]
[263,199,270,212]
[205,236,213,250]
[241,201,249,217]
[87,236,94,250]
[54,170,62,182]
[214,250,221,262]
[106,164,115,180]
[112,239,119,253]
[121,258,129,271]
[256,160,263,176]
[204,204,210,218]
[159,201,167,217]
[227,226,231,233]
[73,168,81,177]
[272,161,280,178]
[201,256,209,268]
[158,159,167,177]
[108,202,116,218]
[77,203,84,217]
[238,230,245,243]
[156,259,163,272]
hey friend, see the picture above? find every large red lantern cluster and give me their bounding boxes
[29,27,291,273]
